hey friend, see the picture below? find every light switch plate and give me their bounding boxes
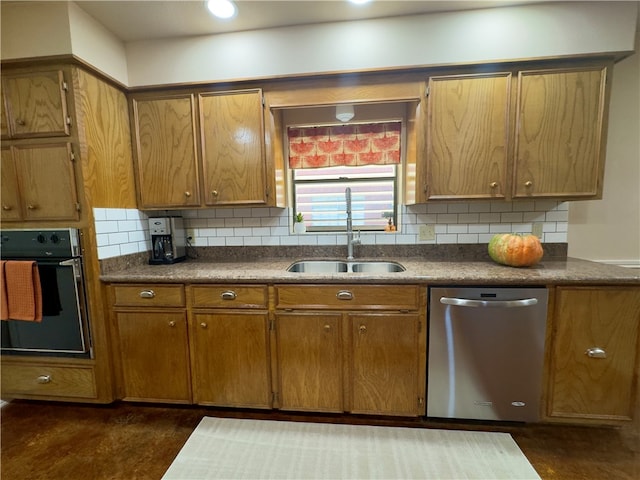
[418,224,436,241]
[532,223,543,238]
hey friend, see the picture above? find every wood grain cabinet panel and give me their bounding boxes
[1,363,97,399]
[547,286,640,423]
[425,72,510,200]
[2,143,80,221]
[191,285,267,309]
[112,284,185,307]
[275,312,344,413]
[199,90,267,206]
[513,67,608,199]
[1,69,70,138]
[131,94,201,208]
[115,311,191,403]
[191,311,271,408]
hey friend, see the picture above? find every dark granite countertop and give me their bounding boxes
[101,256,640,286]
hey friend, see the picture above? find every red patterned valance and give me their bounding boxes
[288,122,401,169]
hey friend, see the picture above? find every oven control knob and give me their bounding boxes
[50,234,60,244]
[36,234,47,244]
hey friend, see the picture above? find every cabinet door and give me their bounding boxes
[513,67,607,198]
[13,143,79,221]
[115,311,191,403]
[1,148,23,221]
[199,90,267,205]
[426,73,510,200]
[2,70,70,138]
[547,287,640,422]
[132,94,201,208]
[192,311,271,408]
[275,312,343,412]
[349,313,422,416]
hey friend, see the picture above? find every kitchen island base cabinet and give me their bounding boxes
[546,286,640,424]
[191,312,272,409]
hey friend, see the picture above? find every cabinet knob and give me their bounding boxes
[220,290,237,300]
[323,324,331,332]
[184,191,192,197]
[359,324,367,334]
[336,290,353,300]
[168,321,176,327]
[490,182,498,189]
[585,347,607,359]
[27,204,38,210]
[15,118,26,126]
[211,190,219,197]
[2,205,12,211]
[37,375,51,384]
[139,290,156,298]
[525,181,533,187]
[200,322,208,329]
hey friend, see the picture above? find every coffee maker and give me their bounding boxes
[148,217,186,265]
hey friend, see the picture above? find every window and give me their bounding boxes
[293,165,397,231]
[288,121,402,232]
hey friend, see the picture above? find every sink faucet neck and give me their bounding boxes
[345,187,360,261]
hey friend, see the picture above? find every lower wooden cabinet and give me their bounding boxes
[273,285,427,417]
[1,361,97,400]
[191,311,271,408]
[546,286,640,424]
[275,312,343,412]
[114,311,191,403]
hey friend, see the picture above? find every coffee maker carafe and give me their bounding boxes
[148,217,186,265]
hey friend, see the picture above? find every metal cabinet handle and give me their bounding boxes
[27,204,38,210]
[211,190,219,197]
[2,205,12,211]
[184,191,191,197]
[359,324,367,334]
[16,118,26,126]
[324,324,331,332]
[37,375,51,384]
[490,182,498,188]
[220,290,237,300]
[585,347,606,359]
[336,290,353,300]
[139,290,156,298]
[525,181,533,187]
[200,322,208,329]
[168,321,176,327]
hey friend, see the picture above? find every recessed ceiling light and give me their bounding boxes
[206,0,237,19]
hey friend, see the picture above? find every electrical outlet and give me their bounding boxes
[532,222,543,239]
[418,224,436,241]
[185,228,196,242]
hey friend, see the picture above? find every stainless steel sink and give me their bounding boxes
[287,260,405,273]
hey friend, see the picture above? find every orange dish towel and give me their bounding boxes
[0,261,8,320]
[2,260,43,322]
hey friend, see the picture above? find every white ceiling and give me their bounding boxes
[73,0,538,42]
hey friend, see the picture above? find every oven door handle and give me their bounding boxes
[58,259,77,267]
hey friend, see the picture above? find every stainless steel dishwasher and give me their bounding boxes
[427,287,548,422]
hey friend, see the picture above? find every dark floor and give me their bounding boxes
[1,400,639,480]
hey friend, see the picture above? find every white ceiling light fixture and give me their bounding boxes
[348,0,372,5]
[206,0,237,19]
[336,105,355,122]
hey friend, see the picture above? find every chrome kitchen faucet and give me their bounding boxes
[345,187,361,261]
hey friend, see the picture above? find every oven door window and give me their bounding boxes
[1,260,91,358]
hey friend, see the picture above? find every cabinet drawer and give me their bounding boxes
[275,285,420,310]
[1,364,97,399]
[191,285,268,309]
[112,284,185,307]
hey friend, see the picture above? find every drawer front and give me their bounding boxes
[275,285,420,310]
[191,285,268,309]
[113,284,185,307]
[1,364,97,399]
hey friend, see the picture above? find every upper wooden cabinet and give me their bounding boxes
[417,62,611,202]
[425,72,511,200]
[199,90,267,206]
[513,66,608,199]
[1,144,80,221]
[131,94,201,208]
[131,88,268,209]
[1,70,71,139]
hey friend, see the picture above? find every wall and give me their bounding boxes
[568,34,640,266]
[93,202,567,259]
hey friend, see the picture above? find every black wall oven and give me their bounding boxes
[1,229,91,359]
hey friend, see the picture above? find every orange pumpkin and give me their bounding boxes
[488,233,544,267]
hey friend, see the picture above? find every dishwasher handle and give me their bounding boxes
[440,297,539,308]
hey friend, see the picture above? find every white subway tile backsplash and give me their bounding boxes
[93,201,568,260]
